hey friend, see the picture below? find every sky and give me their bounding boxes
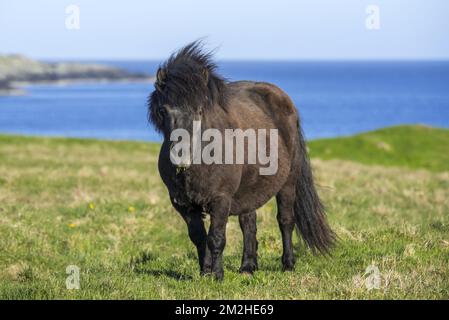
[0,0,448,60]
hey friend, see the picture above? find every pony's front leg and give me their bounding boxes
[207,197,231,280]
[239,211,258,275]
[184,213,212,275]
[172,202,212,275]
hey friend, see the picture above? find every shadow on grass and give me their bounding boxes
[223,254,285,273]
[134,269,193,281]
[129,250,313,279]
[129,250,193,281]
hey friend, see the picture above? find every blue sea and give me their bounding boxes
[1,61,449,141]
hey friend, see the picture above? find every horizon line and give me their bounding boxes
[37,57,449,63]
[2,52,449,63]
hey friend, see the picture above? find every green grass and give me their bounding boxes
[0,125,448,299]
[309,125,449,172]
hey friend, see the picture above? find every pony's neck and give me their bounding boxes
[201,103,233,131]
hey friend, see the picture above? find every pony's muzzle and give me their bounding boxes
[169,141,192,169]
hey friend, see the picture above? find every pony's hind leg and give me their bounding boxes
[276,182,296,271]
[238,211,258,274]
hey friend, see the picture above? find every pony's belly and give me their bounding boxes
[230,150,291,214]
[230,194,273,215]
[230,175,288,215]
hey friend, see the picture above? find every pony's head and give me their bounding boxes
[148,41,228,138]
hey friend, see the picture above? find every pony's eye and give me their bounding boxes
[158,107,167,116]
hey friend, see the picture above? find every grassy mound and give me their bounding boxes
[309,125,449,172]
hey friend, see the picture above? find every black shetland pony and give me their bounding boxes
[148,42,335,280]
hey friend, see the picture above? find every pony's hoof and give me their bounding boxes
[200,264,212,276]
[212,271,224,281]
[282,265,295,272]
[282,257,295,272]
[239,263,257,275]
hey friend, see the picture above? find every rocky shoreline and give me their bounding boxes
[0,55,153,95]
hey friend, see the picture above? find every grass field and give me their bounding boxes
[0,125,448,299]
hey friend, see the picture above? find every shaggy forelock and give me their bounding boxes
[148,41,228,130]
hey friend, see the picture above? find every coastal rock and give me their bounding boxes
[0,55,152,94]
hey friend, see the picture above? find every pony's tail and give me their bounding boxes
[294,128,336,254]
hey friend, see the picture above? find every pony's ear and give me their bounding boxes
[202,68,209,84]
[156,68,166,83]
[155,68,166,92]
[148,92,164,132]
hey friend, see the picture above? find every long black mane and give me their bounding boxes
[148,41,228,131]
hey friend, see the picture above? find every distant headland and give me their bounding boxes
[0,55,153,95]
